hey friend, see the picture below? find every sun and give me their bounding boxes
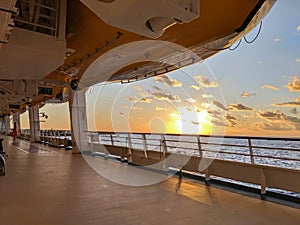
[167,107,212,134]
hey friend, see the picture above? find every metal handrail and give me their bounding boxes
[85,131,300,169]
[20,129,300,169]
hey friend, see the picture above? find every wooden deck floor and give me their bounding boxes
[0,137,299,225]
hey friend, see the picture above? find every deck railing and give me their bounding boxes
[86,132,300,195]
[86,132,300,170]
[19,129,300,170]
[17,130,300,195]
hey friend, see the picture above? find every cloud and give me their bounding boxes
[134,86,142,91]
[256,122,293,131]
[241,92,256,98]
[153,75,182,87]
[226,114,237,121]
[140,98,152,103]
[207,110,222,116]
[258,110,286,121]
[125,96,152,103]
[151,87,180,102]
[226,114,237,127]
[185,98,196,103]
[287,116,300,130]
[274,38,281,42]
[202,94,213,99]
[228,104,254,111]
[155,107,167,111]
[261,85,280,91]
[241,113,253,118]
[201,103,211,109]
[212,119,227,127]
[287,115,300,122]
[195,75,218,88]
[190,85,201,90]
[153,92,180,102]
[213,101,226,111]
[290,108,298,114]
[125,96,136,102]
[286,77,300,92]
[257,110,300,130]
[273,102,300,107]
[119,112,129,118]
[227,120,237,127]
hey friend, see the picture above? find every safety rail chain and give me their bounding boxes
[86,131,300,169]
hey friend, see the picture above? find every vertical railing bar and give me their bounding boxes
[98,132,102,144]
[127,133,132,163]
[197,136,203,157]
[248,138,255,164]
[142,134,148,158]
[110,133,114,146]
[161,134,167,159]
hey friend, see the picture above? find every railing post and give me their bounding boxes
[197,136,203,157]
[260,169,267,197]
[204,169,210,184]
[142,134,148,158]
[110,133,114,146]
[161,135,168,158]
[127,134,132,163]
[248,138,255,164]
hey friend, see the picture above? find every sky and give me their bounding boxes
[21,0,300,137]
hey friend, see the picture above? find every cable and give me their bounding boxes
[244,21,263,44]
[229,39,242,51]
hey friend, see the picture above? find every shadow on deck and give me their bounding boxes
[0,137,299,225]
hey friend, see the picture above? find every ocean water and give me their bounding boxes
[98,133,300,170]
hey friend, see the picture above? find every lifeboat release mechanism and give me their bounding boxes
[80,0,200,39]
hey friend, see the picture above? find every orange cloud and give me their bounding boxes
[286,77,300,92]
[125,96,152,103]
[190,85,201,90]
[153,75,182,87]
[273,102,300,107]
[213,101,226,111]
[228,104,254,111]
[195,75,218,88]
[261,85,280,91]
[241,92,256,97]
[202,94,213,99]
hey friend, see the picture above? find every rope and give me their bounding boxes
[229,39,242,51]
[244,21,263,44]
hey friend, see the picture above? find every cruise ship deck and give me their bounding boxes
[0,136,299,225]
